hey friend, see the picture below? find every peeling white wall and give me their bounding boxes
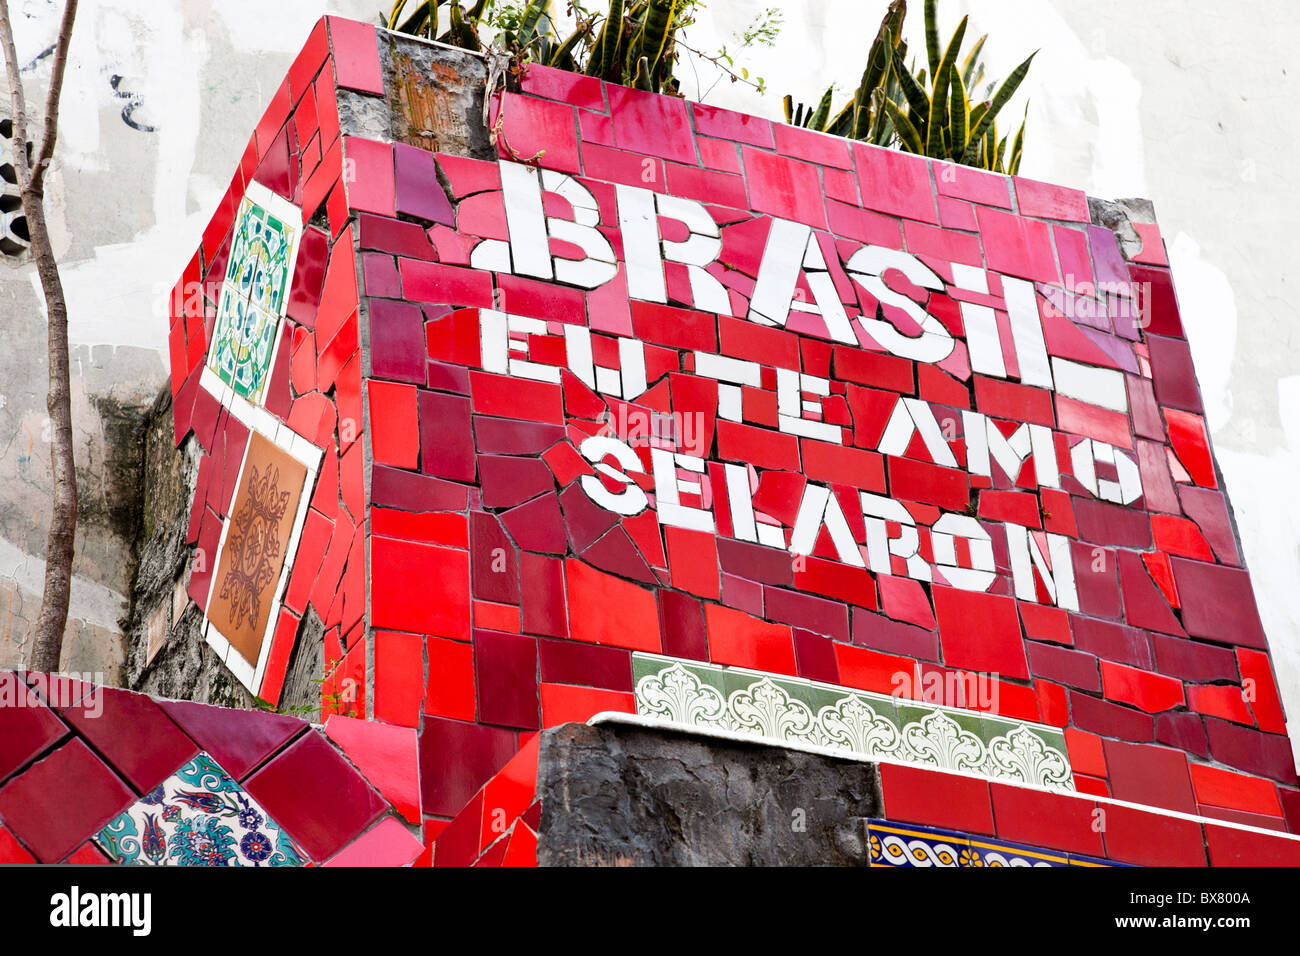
[679,0,1300,754]
[0,0,377,677]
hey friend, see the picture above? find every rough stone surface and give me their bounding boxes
[536,722,882,867]
[377,35,493,159]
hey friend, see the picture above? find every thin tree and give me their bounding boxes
[0,0,79,673]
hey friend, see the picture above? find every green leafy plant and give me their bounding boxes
[783,0,906,146]
[384,0,780,96]
[785,0,1034,173]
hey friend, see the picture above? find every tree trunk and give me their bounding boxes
[25,186,77,674]
[0,0,80,674]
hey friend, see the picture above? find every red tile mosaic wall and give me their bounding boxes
[154,18,1300,863]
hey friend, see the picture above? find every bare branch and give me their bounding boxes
[0,0,31,189]
[32,0,78,194]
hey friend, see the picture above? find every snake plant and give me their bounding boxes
[383,0,687,94]
[785,0,1034,174]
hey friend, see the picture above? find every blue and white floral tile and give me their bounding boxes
[866,820,1125,867]
[95,752,305,866]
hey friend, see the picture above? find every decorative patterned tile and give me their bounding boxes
[865,820,1107,867]
[95,752,304,866]
[206,182,303,405]
[632,654,1074,790]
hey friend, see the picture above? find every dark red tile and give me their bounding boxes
[158,699,305,780]
[0,672,68,783]
[244,730,387,861]
[520,553,567,639]
[1171,558,1267,649]
[0,739,133,862]
[474,629,540,730]
[65,689,198,794]
[1101,738,1196,812]
[1204,719,1297,783]
[539,639,632,692]
[419,716,518,818]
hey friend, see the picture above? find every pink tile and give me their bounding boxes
[1014,175,1090,221]
[853,142,938,224]
[324,716,422,824]
[608,85,697,164]
[328,17,383,94]
[742,147,827,229]
[325,816,425,866]
[976,205,1059,282]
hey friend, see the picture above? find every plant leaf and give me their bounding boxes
[948,63,969,158]
[885,97,925,154]
[925,15,967,156]
[962,49,1036,165]
[924,0,940,80]
[810,85,834,131]
[961,33,987,87]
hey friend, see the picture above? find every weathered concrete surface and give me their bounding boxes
[536,722,882,867]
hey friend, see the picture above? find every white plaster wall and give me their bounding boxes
[678,0,1300,757]
[3,0,1296,746]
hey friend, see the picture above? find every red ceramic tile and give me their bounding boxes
[419,716,517,818]
[371,536,470,640]
[1190,763,1281,817]
[833,644,916,696]
[989,782,1103,856]
[1237,648,1287,735]
[1204,823,1300,866]
[394,142,454,225]
[539,639,632,692]
[774,122,852,169]
[1163,408,1216,489]
[764,587,850,644]
[1102,737,1196,812]
[879,762,995,835]
[1100,660,1185,715]
[432,791,483,867]
[343,137,395,216]
[0,825,34,864]
[1129,265,1184,337]
[373,630,426,728]
[1189,683,1255,725]
[520,553,568,639]
[705,602,797,674]
[1101,804,1206,866]
[1146,334,1203,413]
[0,672,68,783]
[65,688,199,794]
[497,92,580,175]
[1069,690,1154,742]
[1151,634,1236,683]
[402,259,494,308]
[0,739,133,862]
[323,716,422,824]
[935,161,1012,208]
[657,588,709,661]
[1027,641,1100,691]
[245,729,388,861]
[474,629,540,730]
[520,63,605,110]
[368,380,419,469]
[1171,558,1267,649]
[934,586,1029,679]
[540,683,635,728]
[693,102,774,147]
